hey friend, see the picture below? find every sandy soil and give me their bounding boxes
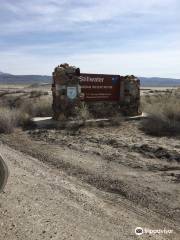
[0,120,180,240]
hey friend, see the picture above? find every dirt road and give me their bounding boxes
[0,134,179,240]
[0,144,144,240]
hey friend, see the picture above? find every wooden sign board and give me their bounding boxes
[80,73,121,101]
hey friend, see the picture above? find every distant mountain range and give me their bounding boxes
[139,77,180,87]
[0,72,51,85]
[0,71,180,87]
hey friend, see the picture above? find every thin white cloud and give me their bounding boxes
[0,0,178,34]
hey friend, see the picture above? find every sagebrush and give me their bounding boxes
[0,107,32,133]
[0,94,52,133]
[141,90,180,136]
[20,97,52,117]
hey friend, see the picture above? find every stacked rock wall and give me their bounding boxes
[52,63,81,119]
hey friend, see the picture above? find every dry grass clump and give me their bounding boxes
[0,108,18,133]
[0,98,51,134]
[141,91,180,136]
[0,107,33,133]
[87,102,119,118]
[30,90,48,98]
[20,97,52,117]
[75,103,90,120]
[0,89,52,133]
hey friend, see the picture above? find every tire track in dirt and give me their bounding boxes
[1,143,180,240]
[1,144,174,240]
[1,128,180,238]
[1,135,180,234]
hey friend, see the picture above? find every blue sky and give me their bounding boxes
[0,0,180,77]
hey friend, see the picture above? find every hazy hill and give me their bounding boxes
[139,77,180,87]
[0,72,180,87]
[0,72,51,84]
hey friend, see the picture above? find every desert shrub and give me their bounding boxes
[0,95,18,108]
[20,97,52,117]
[32,99,52,117]
[4,95,24,108]
[0,107,33,133]
[17,112,34,128]
[0,107,19,133]
[30,90,48,98]
[87,102,120,118]
[0,93,52,134]
[0,92,29,109]
[141,91,180,136]
[75,103,90,120]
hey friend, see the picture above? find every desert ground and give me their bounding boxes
[0,84,180,239]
